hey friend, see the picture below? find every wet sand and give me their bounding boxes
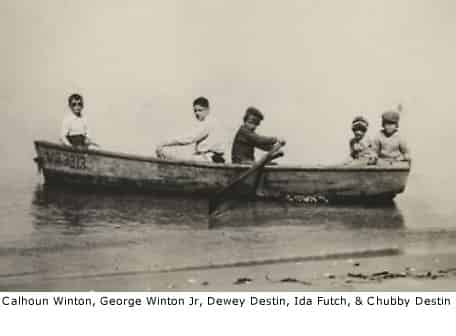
[2,251,456,291]
[1,227,455,291]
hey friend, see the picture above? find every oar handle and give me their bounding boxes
[269,151,284,162]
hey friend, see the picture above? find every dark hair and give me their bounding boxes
[244,107,264,122]
[352,116,368,126]
[193,96,209,108]
[381,110,400,127]
[351,116,368,131]
[68,93,83,106]
[352,123,367,132]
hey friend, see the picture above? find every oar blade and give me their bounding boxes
[208,146,284,216]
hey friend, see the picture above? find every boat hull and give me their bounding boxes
[34,141,410,201]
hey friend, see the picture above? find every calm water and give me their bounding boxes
[1,165,456,259]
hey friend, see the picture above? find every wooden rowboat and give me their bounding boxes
[34,141,410,202]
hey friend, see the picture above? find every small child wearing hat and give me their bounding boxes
[349,116,376,163]
[372,110,411,162]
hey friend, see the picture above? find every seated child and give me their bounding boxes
[349,116,376,163]
[155,97,226,163]
[372,110,411,162]
[231,107,285,164]
[60,93,99,149]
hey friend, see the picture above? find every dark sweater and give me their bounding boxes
[231,125,278,163]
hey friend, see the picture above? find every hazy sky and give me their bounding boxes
[2,0,456,172]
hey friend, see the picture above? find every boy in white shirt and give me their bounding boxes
[155,97,226,163]
[60,94,95,149]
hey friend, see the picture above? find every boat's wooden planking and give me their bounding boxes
[34,141,409,199]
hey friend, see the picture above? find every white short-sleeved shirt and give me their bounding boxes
[177,114,226,154]
[61,113,89,139]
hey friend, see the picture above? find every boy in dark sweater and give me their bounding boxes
[231,107,285,164]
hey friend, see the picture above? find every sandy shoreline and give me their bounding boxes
[2,249,456,291]
[1,212,456,291]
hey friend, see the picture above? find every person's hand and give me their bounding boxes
[87,137,99,146]
[86,138,100,149]
[60,138,71,147]
[367,156,378,165]
[194,149,209,156]
[277,137,286,146]
[193,146,209,155]
[353,143,362,152]
[156,146,166,159]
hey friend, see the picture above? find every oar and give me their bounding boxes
[208,143,284,216]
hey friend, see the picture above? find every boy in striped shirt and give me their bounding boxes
[372,110,411,162]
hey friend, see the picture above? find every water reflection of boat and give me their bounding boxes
[209,200,405,230]
[31,185,209,230]
[32,185,404,231]
[34,141,410,202]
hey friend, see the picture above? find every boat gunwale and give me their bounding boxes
[34,140,410,173]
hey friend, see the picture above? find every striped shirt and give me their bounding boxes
[372,130,410,160]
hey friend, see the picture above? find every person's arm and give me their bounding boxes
[195,118,227,155]
[371,135,381,157]
[349,139,358,159]
[365,138,378,164]
[60,117,72,146]
[82,117,99,147]
[84,116,90,139]
[159,128,209,148]
[194,134,211,154]
[155,126,209,158]
[399,138,411,162]
[240,128,280,151]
